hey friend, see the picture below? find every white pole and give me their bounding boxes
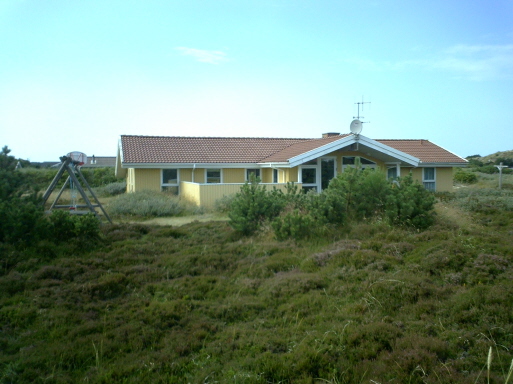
[495,162,507,189]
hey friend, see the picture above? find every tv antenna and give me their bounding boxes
[354,96,371,121]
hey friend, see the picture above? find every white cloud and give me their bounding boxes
[434,44,513,81]
[175,47,228,64]
[342,44,513,81]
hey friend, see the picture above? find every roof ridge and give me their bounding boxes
[121,134,312,140]
[376,139,430,141]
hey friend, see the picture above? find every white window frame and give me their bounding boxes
[299,159,319,192]
[342,156,377,171]
[245,168,261,181]
[297,158,321,192]
[161,168,179,187]
[423,167,436,191]
[161,168,180,194]
[205,168,223,184]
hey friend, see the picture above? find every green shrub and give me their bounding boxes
[228,179,287,235]
[454,169,478,184]
[387,175,437,229]
[476,165,499,174]
[94,181,127,197]
[228,170,438,239]
[48,210,101,243]
[214,194,235,213]
[80,167,119,187]
[18,168,59,192]
[108,190,185,217]
[272,208,316,241]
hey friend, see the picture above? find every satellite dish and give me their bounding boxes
[67,151,87,166]
[350,119,362,135]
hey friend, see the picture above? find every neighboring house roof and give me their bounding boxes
[30,161,60,168]
[119,134,467,167]
[81,156,116,168]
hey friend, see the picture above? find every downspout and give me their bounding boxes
[192,163,196,183]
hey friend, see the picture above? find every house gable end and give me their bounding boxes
[281,135,420,168]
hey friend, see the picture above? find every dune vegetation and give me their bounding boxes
[1,147,513,383]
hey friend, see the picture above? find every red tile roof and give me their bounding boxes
[261,135,351,162]
[377,139,467,163]
[120,135,466,165]
[120,135,309,164]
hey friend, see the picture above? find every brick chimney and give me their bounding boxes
[322,132,340,138]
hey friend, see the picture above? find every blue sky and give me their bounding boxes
[1,0,512,161]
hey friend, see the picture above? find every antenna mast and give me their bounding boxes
[354,96,371,122]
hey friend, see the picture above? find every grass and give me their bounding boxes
[1,175,513,383]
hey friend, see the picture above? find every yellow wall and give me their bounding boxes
[132,168,161,192]
[435,167,454,192]
[224,169,244,183]
[180,181,201,205]
[285,168,299,182]
[180,181,301,208]
[261,169,272,183]
[394,167,454,192]
[127,161,456,198]
[180,169,193,183]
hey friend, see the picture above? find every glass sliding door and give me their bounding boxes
[321,158,336,190]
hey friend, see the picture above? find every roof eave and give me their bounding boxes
[418,162,468,167]
[258,162,290,168]
[358,136,420,165]
[288,134,420,167]
[288,135,356,167]
[121,162,263,169]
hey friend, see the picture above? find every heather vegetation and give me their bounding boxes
[1,148,513,383]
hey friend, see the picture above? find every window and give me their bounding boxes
[321,158,336,190]
[162,169,179,194]
[273,169,279,183]
[246,168,261,181]
[206,169,222,183]
[301,167,317,192]
[387,167,397,180]
[342,156,376,171]
[423,167,436,191]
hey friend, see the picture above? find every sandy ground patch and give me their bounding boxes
[138,214,229,226]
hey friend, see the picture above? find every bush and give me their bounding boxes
[80,167,119,187]
[108,190,185,217]
[214,194,235,213]
[272,208,317,241]
[227,169,438,239]
[228,179,287,235]
[388,175,437,229]
[454,170,478,184]
[0,195,49,246]
[94,181,127,197]
[48,210,101,243]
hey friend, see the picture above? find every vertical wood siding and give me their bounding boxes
[223,169,244,183]
[435,167,454,192]
[180,182,302,208]
[133,169,161,192]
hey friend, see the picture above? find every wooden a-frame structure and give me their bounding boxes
[42,156,112,223]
